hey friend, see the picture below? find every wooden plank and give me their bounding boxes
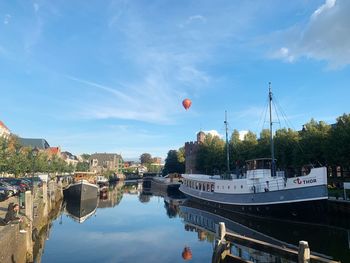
[224,231,340,263]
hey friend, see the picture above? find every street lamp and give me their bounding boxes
[31,147,39,193]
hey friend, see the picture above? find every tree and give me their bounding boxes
[140,153,152,165]
[327,114,350,168]
[76,161,89,172]
[163,150,185,176]
[299,119,331,166]
[80,153,91,161]
[196,134,226,175]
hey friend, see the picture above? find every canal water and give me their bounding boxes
[37,181,349,263]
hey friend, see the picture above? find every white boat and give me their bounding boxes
[96,175,109,185]
[180,85,328,222]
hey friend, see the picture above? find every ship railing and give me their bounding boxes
[246,178,286,193]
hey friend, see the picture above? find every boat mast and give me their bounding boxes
[224,110,230,174]
[269,82,276,177]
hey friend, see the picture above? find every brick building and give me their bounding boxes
[184,131,205,174]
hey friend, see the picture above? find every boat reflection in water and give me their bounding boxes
[64,197,98,223]
[180,201,349,263]
[141,180,187,217]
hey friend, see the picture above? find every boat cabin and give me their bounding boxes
[246,158,274,179]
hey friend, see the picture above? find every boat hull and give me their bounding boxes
[184,193,328,223]
[63,181,98,201]
[180,184,329,223]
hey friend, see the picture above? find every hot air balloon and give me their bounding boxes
[182,246,192,260]
[182,98,192,110]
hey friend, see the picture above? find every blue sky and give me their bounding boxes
[1,0,349,160]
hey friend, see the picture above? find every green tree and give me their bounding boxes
[80,153,91,161]
[196,134,226,175]
[163,149,185,175]
[76,161,89,172]
[140,153,152,165]
[299,119,331,166]
[327,114,350,168]
[274,128,300,169]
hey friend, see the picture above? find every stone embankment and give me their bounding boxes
[0,180,64,263]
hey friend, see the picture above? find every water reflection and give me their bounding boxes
[65,198,98,223]
[98,182,124,208]
[179,201,350,262]
[28,181,349,263]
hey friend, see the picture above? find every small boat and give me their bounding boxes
[96,175,109,185]
[63,179,99,201]
[150,174,182,194]
[180,85,328,222]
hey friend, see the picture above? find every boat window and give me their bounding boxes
[199,183,202,191]
[211,185,214,192]
[241,185,243,189]
[246,159,272,170]
[207,184,210,192]
[228,185,230,190]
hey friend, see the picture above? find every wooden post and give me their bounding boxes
[219,222,226,242]
[24,191,33,221]
[298,241,310,263]
[42,182,48,217]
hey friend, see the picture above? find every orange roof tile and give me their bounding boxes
[0,121,10,131]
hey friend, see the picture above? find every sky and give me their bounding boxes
[1,0,349,160]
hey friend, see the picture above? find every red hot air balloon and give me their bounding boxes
[182,98,192,110]
[182,246,192,260]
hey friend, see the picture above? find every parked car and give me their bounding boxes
[0,178,29,192]
[20,177,43,188]
[0,189,7,201]
[0,181,19,196]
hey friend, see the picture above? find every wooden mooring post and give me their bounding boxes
[213,222,340,263]
[298,241,310,263]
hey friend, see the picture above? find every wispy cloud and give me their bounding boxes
[202,130,222,138]
[179,14,207,28]
[33,2,40,13]
[3,14,11,25]
[270,0,350,69]
[66,73,181,124]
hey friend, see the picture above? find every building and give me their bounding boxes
[184,131,205,174]
[0,121,11,139]
[61,151,79,166]
[19,138,50,150]
[47,147,61,157]
[89,153,124,174]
